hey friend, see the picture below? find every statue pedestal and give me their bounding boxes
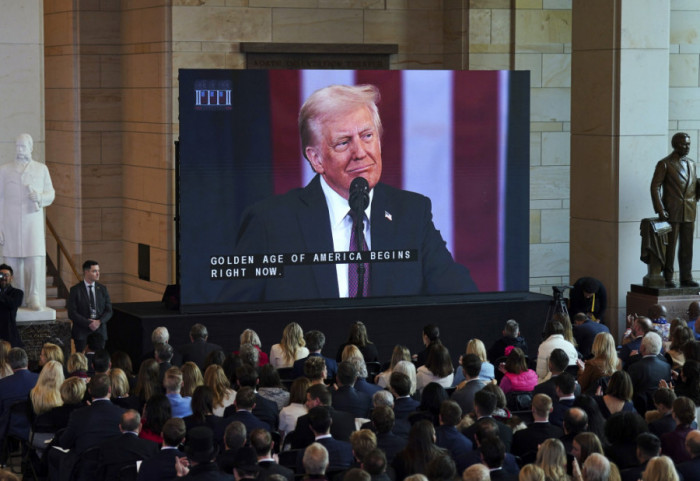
[626,284,700,326]
[16,306,56,322]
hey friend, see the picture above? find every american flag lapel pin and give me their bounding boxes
[385,211,392,221]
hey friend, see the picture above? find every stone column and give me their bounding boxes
[570,0,670,338]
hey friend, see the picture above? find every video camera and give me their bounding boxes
[551,285,573,301]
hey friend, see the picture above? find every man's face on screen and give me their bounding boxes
[306,105,382,200]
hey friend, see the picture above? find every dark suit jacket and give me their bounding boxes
[649,412,677,438]
[652,153,700,223]
[550,397,576,428]
[296,436,353,472]
[435,425,473,460]
[258,459,295,481]
[222,393,278,431]
[291,407,355,449]
[620,461,649,481]
[137,447,184,481]
[533,375,581,401]
[354,378,383,397]
[510,422,563,459]
[331,385,372,418]
[662,424,694,464]
[376,431,407,463]
[393,396,420,420]
[619,337,643,368]
[676,456,700,481]
[177,339,223,371]
[292,353,338,379]
[0,369,38,439]
[223,409,271,434]
[97,432,160,481]
[627,355,672,414]
[228,176,477,302]
[0,285,23,346]
[462,416,513,453]
[572,319,610,358]
[67,281,112,342]
[58,399,124,454]
[185,461,235,480]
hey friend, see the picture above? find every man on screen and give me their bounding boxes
[229,84,477,302]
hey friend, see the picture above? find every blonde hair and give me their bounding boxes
[535,439,567,481]
[389,345,411,370]
[341,345,363,362]
[30,360,64,415]
[393,360,417,395]
[642,456,678,481]
[240,329,262,348]
[42,343,64,365]
[67,352,88,373]
[591,332,619,376]
[110,367,130,397]
[280,322,306,364]
[181,362,204,397]
[553,312,577,347]
[204,364,231,409]
[466,339,487,363]
[518,464,545,481]
[60,377,86,404]
[0,340,12,377]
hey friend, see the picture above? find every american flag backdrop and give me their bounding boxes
[178,69,529,308]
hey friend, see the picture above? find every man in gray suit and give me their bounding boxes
[651,132,700,287]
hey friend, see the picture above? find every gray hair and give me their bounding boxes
[347,355,368,379]
[582,453,610,481]
[372,390,394,408]
[8,347,28,370]
[302,442,329,475]
[152,326,169,344]
[642,331,663,356]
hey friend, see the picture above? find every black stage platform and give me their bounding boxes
[109,292,552,369]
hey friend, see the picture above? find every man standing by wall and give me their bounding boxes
[68,260,112,352]
[0,133,55,310]
[0,263,23,346]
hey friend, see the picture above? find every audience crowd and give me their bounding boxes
[1,311,700,481]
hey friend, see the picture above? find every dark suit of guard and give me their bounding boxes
[227,176,477,302]
[0,284,23,347]
[68,280,112,352]
[651,134,700,287]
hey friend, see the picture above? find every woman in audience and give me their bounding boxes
[133,358,162,405]
[641,455,679,481]
[604,411,649,470]
[578,332,620,394]
[664,326,693,369]
[409,382,449,426]
[452,338,494,387]
[535,438,568,481]
[203,364,236,416]
[110,367,141,411]
[279,376,310,439]
[571,432,604,467]
[498,347,538,394]
[183,385,227,441]
[416,344,454,392]
[269,322,309,369]
[375,345,411,388]
[236,328,269,366]
[519,464,545,481]
[394,360,418,397]
[181,361,204,397]
[335,321,380,362]
[30,360,64,416]
[140,393,172,443]
[66,352,89,380]
[38,377,86,433]
[258,363,289,411]
[391,419,448,480]
[668,359,700,405]
[110,350,136,389]
[536,320,578,382]
[682,340,700,362]
[594,370,636,418]
[0,340,12,378]
[38,342,64,368]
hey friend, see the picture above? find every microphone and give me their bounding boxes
[348,177,370,214]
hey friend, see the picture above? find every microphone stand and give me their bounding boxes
[353,212,366,298]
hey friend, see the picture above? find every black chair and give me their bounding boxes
[277,367,295,380]
[270,431,282,454]
[0,399,32,474]
[505,390,533,412]
[278,448,302,473]
[365,362,382,383]
[444,386,457,397]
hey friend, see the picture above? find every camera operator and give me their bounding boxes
[0,263,24,347]
[570,277,607,323]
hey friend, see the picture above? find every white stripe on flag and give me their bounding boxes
[401,70,454,254]
[300,70,356,186]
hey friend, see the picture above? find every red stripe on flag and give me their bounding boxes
[452,71,501,292]
[355,71,403,189]
[269,71,302,194]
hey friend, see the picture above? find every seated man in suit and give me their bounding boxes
[369,405,406,463]
[68,260,112,353]
[292,330,338,379]
[388,371,419,439]
[560,407,588,454]
[455,418,520,475]
[572,313,610,359]
[462,390,513,453]
[228,84,477,303]
[302,442,329,479]
[435,400,472,460]
[661,396,696,464]
[533,349,581,399]
[676,429,700,481]
[297,406,353,471]
[136,417,186,481]
[97,409,160,481]
[550,372,577,428]
[627,332,671,415]
[304,356,328,386]
[224,364,278,431]
[480,436,518,481]
[217,421,247,475]
[331,361,372,419]
[619,433,661,481]
[177,323,222,371]
[291,384,356,450]
[451,353,486,415]
[174,426,233,479]
[224,386,271,434]
[510,393,563,462]
[0,347,39,445]
[619,316,653,368]
[250,428,294,481]
[648,388,677,438]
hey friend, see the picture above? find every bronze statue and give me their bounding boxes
[650,133,699,288]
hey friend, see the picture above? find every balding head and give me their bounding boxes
[685,430,700,457]
[635,316,653,336]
